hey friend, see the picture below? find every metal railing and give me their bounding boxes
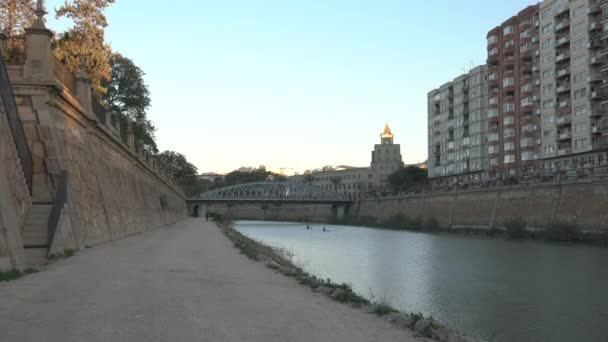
[0,50,33,193]
[53,57,77,95]
[1,36,26,65]
[47,171,68,248]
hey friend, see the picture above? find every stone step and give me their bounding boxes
[24,248,48,267]
[22,204,52,248]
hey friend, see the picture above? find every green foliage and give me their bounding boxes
[373,301,398,316]
[157,150,198,181]
[544,221,581,241]
[0,0,36,37]
[0,267,37,282]
[214,167,285,188]
[387,166,428,192]
[504,217,527,239]
[103,53,156,152]
[53,0,115,92]
[424,216,441,232]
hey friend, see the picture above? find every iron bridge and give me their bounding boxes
[188,182,352,204]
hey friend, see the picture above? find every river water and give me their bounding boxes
[234,220,608,342]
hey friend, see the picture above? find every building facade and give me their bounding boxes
[290,123,404,198]
[486,5,542,178]
[538,0,608,175]
[428,65,488,180]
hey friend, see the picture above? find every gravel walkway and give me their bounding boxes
[0,218,421,342]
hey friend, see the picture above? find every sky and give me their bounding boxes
[43,0,538,174]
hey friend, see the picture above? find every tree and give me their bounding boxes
[303,174,316,185]
[157,151,198,181]
[387,166,428,193]
[0,0,35,37]
[330,177,342,194]
[53,0,115,93]
[103,53,157,152]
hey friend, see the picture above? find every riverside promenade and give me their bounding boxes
[0,218,420,342]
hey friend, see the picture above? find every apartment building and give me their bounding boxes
[486,5,542,178]
[427,65,488,179]
[538,0,608,174]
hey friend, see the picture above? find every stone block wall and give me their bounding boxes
[8,67,187,252]
[0,86,30,270]
[353,182,608,231]
[200,203,337,223]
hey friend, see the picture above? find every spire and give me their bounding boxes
[381,121,394,138]
[31,0,48,30]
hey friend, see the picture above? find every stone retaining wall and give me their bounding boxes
[0,90,30,269]
[354,182,608,231]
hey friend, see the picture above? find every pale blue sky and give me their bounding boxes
[44,0,537,174]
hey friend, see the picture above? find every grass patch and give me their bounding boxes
[373,301,399,316]
[49,248,76,261]
[0,268,38,282]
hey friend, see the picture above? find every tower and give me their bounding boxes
[371,122,403,184]
[380,122,394,145]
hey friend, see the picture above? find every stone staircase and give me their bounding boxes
[22,204,52,267]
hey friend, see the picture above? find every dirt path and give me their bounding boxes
[0,218,422,342]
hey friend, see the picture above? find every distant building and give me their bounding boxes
[289,123,403,198]
[428,65,489,180]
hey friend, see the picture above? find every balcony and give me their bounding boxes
[590,21,602,31]
[555,20,570,32]
[557,115,572,125]
[589,72,604,83]
[556,84,571,93]
[556,52,570,62]
[559,100,570,108]
[556,36,570,47]
[558,148,572,156]
[556,68,570,78]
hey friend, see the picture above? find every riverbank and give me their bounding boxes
[215,214,478,342]
[0,218,432,341]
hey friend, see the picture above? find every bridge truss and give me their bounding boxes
[190,182,351,204]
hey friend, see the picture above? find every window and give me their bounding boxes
[521,137,534,147]
[573,71,587,84]
[575,139,587,150]
[505,40,514,48]
[543,83,554,94]
[542,69,553,79]
[521,97,533,106]
[522,124,535,133]
[572,38,585,51]
[573,55,585,67]
[488,145,499,154]
[542,54,554,65]
[541,9,551,20]
[521,83,532,93]
[487,109,499,118]
[488,35,498,45]
[504,104,515,113]
[490,158,499,166]
[503,78,514,87]
[504,155,516,163]
[488,48,499,56]
[488,73,498,80]
[572,22,584,36]
[572,5,584,18]
[542,38,553,49]
[541,23,552,34]
[487,133,499,142]
[504,115,515,125]
[503,26,514,36]
[574,123,586,133]
[574,105,588,117]
[504,129,515,138]
[543,99,554,109]
[574,88,587,100]
[489,97,498,105]
[544,145,555,153]
[521,152,537,161]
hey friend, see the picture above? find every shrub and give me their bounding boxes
[373,301,398,316]
[544,221,581,241]
[504,217,527,239]
[423,217,441,232]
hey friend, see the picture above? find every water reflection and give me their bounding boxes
[234,221,608,342]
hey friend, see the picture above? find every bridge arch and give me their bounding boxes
[191,182,348,203]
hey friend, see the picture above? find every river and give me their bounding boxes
[233,220,608,342]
